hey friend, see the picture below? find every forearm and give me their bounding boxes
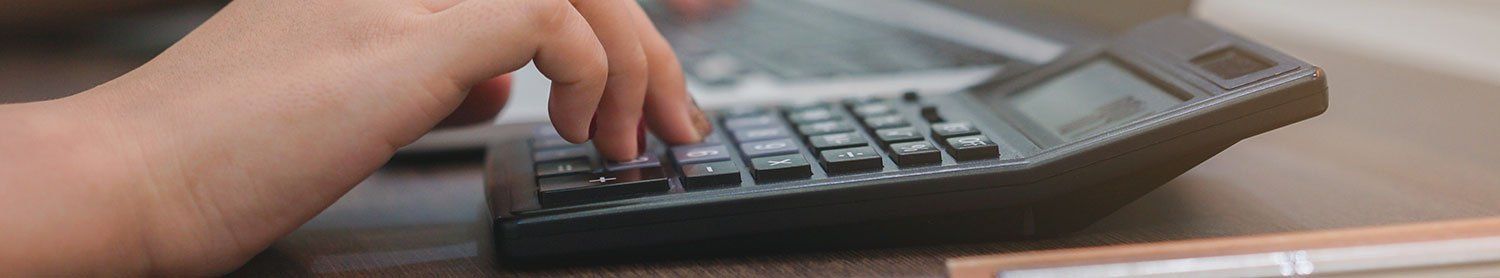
[0,99,156,275]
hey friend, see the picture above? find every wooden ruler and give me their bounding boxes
[949,217,1500,277]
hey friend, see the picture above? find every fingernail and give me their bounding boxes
[687,96,713,141]
[636,119,648,154]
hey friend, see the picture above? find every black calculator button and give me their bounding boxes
[723,115,780,130]
[920,105,943,122]
[731,127,790,142]
[797,121,856,136]
[931,122,980,138]
[532,146,589,162]
[851,104,895,117]
[535,158,592,177]
[889,141,940,166]
[739,138,800,158]
[680,161,742,188]
[901,91,920,102]
[808,132,868,150]
[604,154,662,171]
[788,108,842,124]
[875,127,923,144]
[531,137,580,150]
[671,144,732,164]
[537,167,668,206]
[820,146,883,173]
[750,154,812,180]
[945,135,999,160]
[862,115,910,129]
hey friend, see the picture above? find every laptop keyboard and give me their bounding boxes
[645,0,1009,85]
[528,94,1001,207]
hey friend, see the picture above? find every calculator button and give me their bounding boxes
[920,105,943,122]
[531,137,580,150]
[889,141,941,166]
[931,122,980,138]
[604,154,662,171]
[535,158,592,177]
[788,108,843,124]
[739,138,800,157]
[724,115,780,130]
[875,127,924,144]
[538,167,669,206]
[945,135,1000,160]
[783,101,833,112]
[532,146,589,162]
[681,161,742,188]
[720,106,769,118]
[700,132,727,144]
[750,154,813,180]
[841,96,885,107]
[797,121,856,136]
[671,144,732,164]
[820,146,883,173]
[852,104,895,117]
[808,132,869,150]
[862,115,910,129]
[732,127,790,142]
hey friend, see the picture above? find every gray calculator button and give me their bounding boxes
[862,115,910,129]
[788,108,842,124]
[875,127,923,143]
[724,115,780,130]
[820,146,883,174]
[681,161,742,188]
[797,121,855,136]
[535,158,592,177]
[672,144,732,164]
[889,141,940,166]
[739,138,800,157]
[532,146,589,162]
[945,135,999,160]
[750,154,812,180]
[732,127,790,142]
[808,132,868,150]
[604,155,662,171]
[931,122,980,138]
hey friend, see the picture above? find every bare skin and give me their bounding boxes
[0,0,723,275]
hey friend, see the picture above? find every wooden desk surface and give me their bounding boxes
[5,8,1498,278]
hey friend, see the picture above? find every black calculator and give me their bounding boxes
[483,16,1328,259]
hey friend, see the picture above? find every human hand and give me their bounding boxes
[0,0,706,275]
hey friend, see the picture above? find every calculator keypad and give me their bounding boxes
[527,96,1006,207]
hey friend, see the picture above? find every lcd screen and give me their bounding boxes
[1008,60,1183,140]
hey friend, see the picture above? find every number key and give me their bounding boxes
[672,144,731,164]
[875,127,923,144]
[889,141,940,166]
[945,135,999,160]
[931,122,980,138]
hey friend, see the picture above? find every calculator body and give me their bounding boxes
[484,16,1328,260]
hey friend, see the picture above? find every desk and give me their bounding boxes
[3,3,1497,277]
[226,16,1500,276]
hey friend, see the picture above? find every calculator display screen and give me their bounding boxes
[1007,60,1183,140]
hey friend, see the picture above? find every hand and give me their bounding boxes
[0,0,708,275]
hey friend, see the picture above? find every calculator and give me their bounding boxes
[483,16,1328,260]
